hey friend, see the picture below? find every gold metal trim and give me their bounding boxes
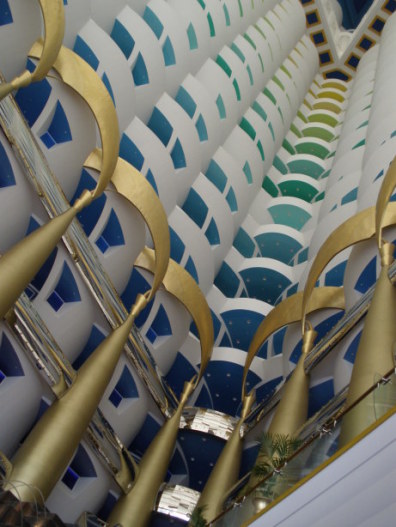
[84,150,170,301]
[0,191,92,320]
[376,156,396,249]
[135,248,214,387]
[0,0,65,100]
[196,394,255,523]
[0,72,175,413]
[268,326,317,437]
[29,43,119,198]
[301,203,396,332]
[242,287,344,399]
[108,380,196,527]
[246,328,317,492]
[3,293,149,503]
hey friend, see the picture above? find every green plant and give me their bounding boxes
[252,432,302,501]
[189,505,208,527]
[253,432,301,478]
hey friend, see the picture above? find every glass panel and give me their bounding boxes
[373,372,396,421]
[212,371,396,526]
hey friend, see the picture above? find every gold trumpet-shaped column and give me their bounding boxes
[107,380,196,527]
[268,326,317,436]
[339,242,396,447]
[0,190,93,320]
[2,293,149,503]
[193,393,255,524]
[246,326,317,492]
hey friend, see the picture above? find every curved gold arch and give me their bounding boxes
[84,150,170,301]
[242,286,345,399]
[301,203,396,332]
[135,248,213,387]
[0,0,65,100]
[376,156,396,249]
[29,43,119,199]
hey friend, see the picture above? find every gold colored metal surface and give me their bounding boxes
[381,242,394,266]
[376,156,396,249]
[268,327,317,436]
[246,328,317,492]
[29,43,119,198]
[84,150,170,300]
[0,0,65,100]
[339,244,396,446]
[4,293,148,503]
[108,380,195,527]
[52,372,69,399]
[301,322,317,352]
[135,248,214,386]
[242,287,344,398]
[195,394,255,523]
[301,203,396,332]
[0,450,12,478]
[114,448,137,494]
[0,191,93,321]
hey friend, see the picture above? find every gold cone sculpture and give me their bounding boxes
[0,38,120,321]
[106,251,214,527]
[0,0,65,101]
[242,287,345,400]
[193,393,255,524]
[246,326,317,492]
[3,293,149,503]
[107,379,196,527]
[339,157,396,446]
[0,190,92,320]
[339,242,396,447]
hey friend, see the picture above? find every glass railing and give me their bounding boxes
[211,368,396,526]
[76,511,109,527]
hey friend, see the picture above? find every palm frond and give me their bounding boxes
[256,432,302,475]
[189,505,208,527]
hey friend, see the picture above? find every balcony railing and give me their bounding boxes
[211,367,396,526]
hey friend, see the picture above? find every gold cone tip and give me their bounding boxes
[302,326,318,355]
[380,242,395,267]
[240,392,256,421]
[0,70,32,101]
[73,189,94,212]
[0,82,13,101]
[179,379,196,406]
[129,291,150,321]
